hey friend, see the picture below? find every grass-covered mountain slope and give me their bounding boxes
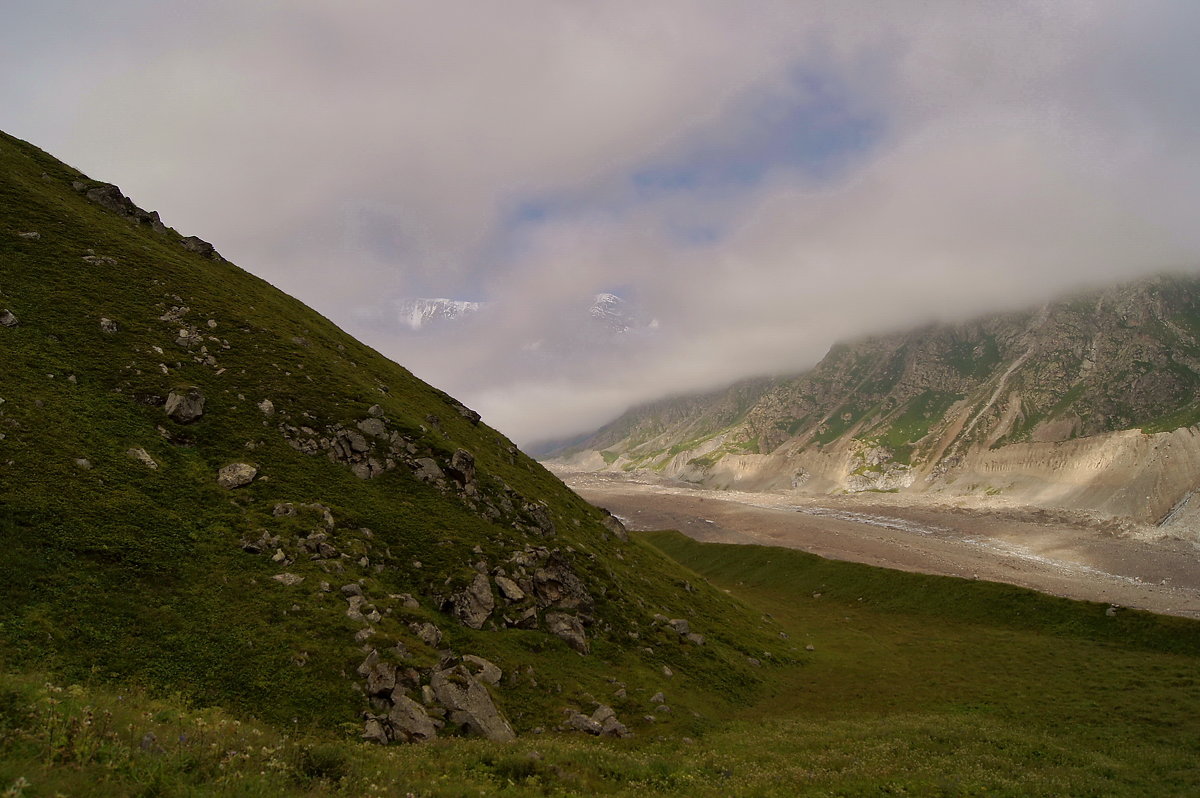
[0,130,790,743]
[2,532,1198,796]
[551,275,1200,527]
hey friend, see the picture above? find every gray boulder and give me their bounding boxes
[494,575,526,602]
[462,654,502,686]
[447,449,476,485]
[127,447,158,470]
[388,693,439,742]
[362,716,389,744]
[600,513,629,541]
[99,317,118,334]
[532,553,592,611]
[357,417,388,438]
[410,622,442,648]
[430,665,516,742]
[216,462,257,489]
[413,458,444,483]
[165,387,205,423]
[0,310,17,327]
[180,235,219,259]
[565,712,602,735]
[667,618,690,635]
[450,573,494,629]
[545,612,589,654]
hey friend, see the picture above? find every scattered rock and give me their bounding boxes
[532,553,592,610]
[216,462,257,489]
[805,644,815,652]
[164,387,205,423]
[494,575,526,602]
[258,399,275,416]
[462,655,502,686]
[600,512,629,541]
[450,573,495,630]
[650,692,665,704]
[0,310,17,327]
[74,458,91,470]
[99,317,118,334]
[127,447,158,470]
[81,255,117,266]
[388,694,439,742]
[447,449,476,486]
[17,231,40,240]
[685,633,706,646]
[565,711,603,735]
[662,665,673,677]
[410,622,442,648]
[667,619,690,635]
[545,612,589,653]
[413,458,445,483]
[1106,605,1119,617]
[362,716,389,744]
[430,665,516,742]
[368,404,384,417]
[357,417,388,438]
[272,573,304,586]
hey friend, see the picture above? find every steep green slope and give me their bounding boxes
[0,130,787,741]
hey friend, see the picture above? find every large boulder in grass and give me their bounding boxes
[164,387,205,423]
[449,572,494,630]
[217,463,257,489]
[430,665,516,742]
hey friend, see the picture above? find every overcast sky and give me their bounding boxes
[5,2,1200,445]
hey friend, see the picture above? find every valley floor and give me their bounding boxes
[559,469,1200,619]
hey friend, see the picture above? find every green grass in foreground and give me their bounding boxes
[2,532,1199,796]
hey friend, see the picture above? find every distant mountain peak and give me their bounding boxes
[396,297,483,330]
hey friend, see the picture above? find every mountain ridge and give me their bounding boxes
[548,273,1200,530]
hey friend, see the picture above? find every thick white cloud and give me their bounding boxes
[4,2,1199,444]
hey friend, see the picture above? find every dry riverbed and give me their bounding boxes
[557,470,1200,619]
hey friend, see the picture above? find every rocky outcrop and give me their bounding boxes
[74,181,166,232]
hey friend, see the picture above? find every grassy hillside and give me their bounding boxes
[0,129,786,741]
[1,531,1197,795]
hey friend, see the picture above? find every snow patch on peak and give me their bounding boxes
[397,298,483,330]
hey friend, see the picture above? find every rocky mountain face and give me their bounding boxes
[396,297,483,330]
[0,131,786,746]
[550,275,1200,531]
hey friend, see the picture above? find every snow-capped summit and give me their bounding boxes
[397,298,483,330]
[589,292,634,333]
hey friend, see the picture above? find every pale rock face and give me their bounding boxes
[396,298,482,331]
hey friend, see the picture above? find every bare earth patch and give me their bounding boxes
[559,470,1200,619]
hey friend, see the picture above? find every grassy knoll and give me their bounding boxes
[2,531,1198,796]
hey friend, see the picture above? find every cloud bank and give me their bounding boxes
[4,2,1200,444]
